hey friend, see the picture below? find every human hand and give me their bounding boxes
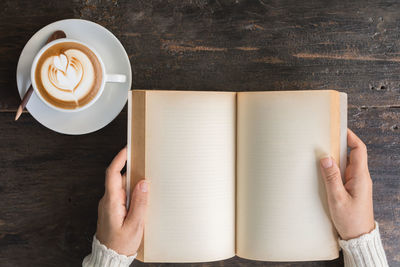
[96,147,149,255]
[320,129,375,240]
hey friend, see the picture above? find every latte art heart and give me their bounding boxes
[48,54,84,92]
[34,42,103,109]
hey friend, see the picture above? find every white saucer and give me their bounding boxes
[16,19,132,135]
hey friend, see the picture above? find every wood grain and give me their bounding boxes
[0,110,127,266]
[0,0,399,266]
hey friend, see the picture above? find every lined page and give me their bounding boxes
[236,91,340,261]
[144,91,236,262]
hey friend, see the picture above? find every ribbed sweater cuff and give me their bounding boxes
[82,235,136,267]
[339,222,388,267]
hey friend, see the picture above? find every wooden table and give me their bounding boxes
[0,1,399,266]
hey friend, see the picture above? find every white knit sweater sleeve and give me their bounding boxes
[339,222,388,267]
[82,236,136,267]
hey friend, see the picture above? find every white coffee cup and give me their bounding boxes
[31,38,127,112]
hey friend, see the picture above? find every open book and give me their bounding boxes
[126,90,347,263]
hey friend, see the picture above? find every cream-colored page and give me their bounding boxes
[236,91,339,261]
[144,91,236,262]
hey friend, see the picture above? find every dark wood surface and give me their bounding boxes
[0,0,399,266]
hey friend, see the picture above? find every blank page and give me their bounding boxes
[143,91,236,262]
[236,90,340,261]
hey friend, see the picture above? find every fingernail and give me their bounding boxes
[140,181,148,192]
[321,157,333,169]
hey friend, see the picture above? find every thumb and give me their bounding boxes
[125,180,149,230]
[320,157,349,205]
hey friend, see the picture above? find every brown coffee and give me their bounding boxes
[34,42,102,110]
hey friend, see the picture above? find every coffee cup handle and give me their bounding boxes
[105,74,127,83]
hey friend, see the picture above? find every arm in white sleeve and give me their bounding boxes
[339,222,388,267]
[82,235,136,267]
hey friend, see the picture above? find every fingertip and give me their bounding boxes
[320,156,333,169]
[108,147,128,174]
[319,156,341,183]
[118,147,127,161]
[134,179,149,193]
[125,179,149,225]
[347,129,368,168]
[140,180,149,192]
[347,128,365,149]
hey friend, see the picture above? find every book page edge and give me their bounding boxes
[339,93,348,179]
[330,91,341,166]
[127,91,132,209]
[127,90,146,261]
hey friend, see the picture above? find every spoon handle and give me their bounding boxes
[15,30,66,121]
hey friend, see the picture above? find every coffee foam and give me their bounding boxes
[34,42,102,110]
